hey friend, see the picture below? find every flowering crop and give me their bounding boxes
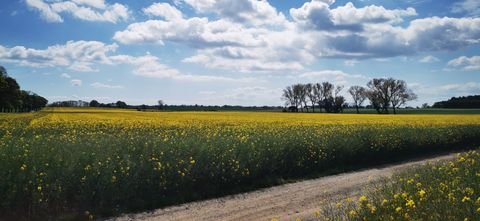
[322,150,480,221]
[1,108,480,219]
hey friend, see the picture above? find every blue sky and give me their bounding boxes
[0,0,479,106]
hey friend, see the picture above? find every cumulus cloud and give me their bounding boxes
[290,1,416,31]
[0,40,117,71]
[109,54,255,82]
[439,82,480,92]
[419,55,440,63]
[112,0,480,73]
[60,73,71,78]
[90,82,123,89]
[447,56,480,71]
[70,79,82,86]
[452,0,480,16]
[25,0,129,23]
[197,86,283,106]
[298,70,366,85]
[143,2,183,21]
[180,0,287,27]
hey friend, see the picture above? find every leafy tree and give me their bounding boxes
[89,100,100,107]
[116,101,127,108]
[158,100,165,110]
[0,66,48,112]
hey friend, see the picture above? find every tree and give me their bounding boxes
[313,83,324,113]
[89,100,100,107]
[320,82,334,112]
[282,86,298,112]
[305,83,317,113]
[293,84,308,112]
[366,78,391,114]
[348,86,367,114]
[366,78,417,114]
[0,66,48,112]
[158,100,165,110]
[389,79,417,114]
[116,101,127,108]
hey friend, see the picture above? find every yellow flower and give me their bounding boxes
[358,195,368,203]
[405,199,415,208]
[395,207,402,213]
[349,210,357,217]
[418,189,426,198]
[465,187,474,196]
[462,196,471,203]
[381,199,388,206]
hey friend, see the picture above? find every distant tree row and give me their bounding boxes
[433,95,480,108]
[282,78,417,114]
[0,66,48,112]
[282,82,346,113]
[49,100,128,108]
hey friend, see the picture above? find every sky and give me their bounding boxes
[0,0,479,106]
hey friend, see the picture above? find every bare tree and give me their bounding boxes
[321,82,334,112]
[366,78,417,114]
[293,84,307,112]
[348,86,367,114]
[313,83,324,113]
[390,79,417,114]
[282,86,298,112]
[305,83,317,113]
[366,78,391,114]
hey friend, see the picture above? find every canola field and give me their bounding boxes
[1,108,480,219]
[320,150,480,221]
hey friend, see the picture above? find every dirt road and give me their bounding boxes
[110,152,457,221]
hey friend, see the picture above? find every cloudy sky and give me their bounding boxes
[0,0,479,106]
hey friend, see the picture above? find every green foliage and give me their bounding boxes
[0,66,48,112]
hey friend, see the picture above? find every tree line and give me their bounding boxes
[0,66,48,112]
[433,95,480,109]
[282,78,417,114]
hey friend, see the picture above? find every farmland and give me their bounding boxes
[1,108,480,220]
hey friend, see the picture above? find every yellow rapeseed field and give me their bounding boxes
[1,108,480,219]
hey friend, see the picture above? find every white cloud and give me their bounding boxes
[198,86,283,106]
[181,0,287,27]
[25,0,129,23]
[60,73,71,78]
[143,2,183,21]
[91,82,123,89]
[113,0,480,74]
[439,82,480,92]
[344,59,359,66]
[419,55,440,63]
[452,0,480,16]
[0,40,117,71]
[298,70,366,85]
[70,79,82,86]
[447,56,480,71]
[109,54,255,82]
[25,0,63,22]
[290,1,416,31]
[71,0,106,9]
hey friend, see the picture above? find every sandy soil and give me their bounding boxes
[109,152,457,221]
